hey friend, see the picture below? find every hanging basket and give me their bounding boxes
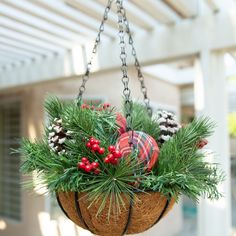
[19,0,223,235]
[57,191,175,236]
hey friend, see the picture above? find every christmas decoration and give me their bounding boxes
[116,131,159,171]
[157,110,181,145]
[47,118,72,155]
[18,0,224,235]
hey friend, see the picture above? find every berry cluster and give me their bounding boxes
[81,103,111,111]
[77,157,100,174]
[103,145,122,165]
[86,137,105,154]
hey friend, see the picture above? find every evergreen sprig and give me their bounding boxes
[18,96,224,216]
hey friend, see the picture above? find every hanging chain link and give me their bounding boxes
[121,8,153,116]
[77,0,113,104]
[77,0,152,119]
[116,0,133,131]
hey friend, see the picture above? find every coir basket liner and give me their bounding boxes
[57,191,175,236]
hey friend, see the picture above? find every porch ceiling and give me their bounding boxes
[1,0,236,88]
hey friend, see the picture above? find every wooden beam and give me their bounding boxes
[0,3,91,45]
[65,0,142,34]
[98,8,236,68]
[0,44,42,60]
[96,0,157,30]
[0,17,74,49]
[2,8,236,88]
[0,37,54,56]
[0,28,67,53]
[31,0,115,39]
[2,0,97,41]
[130,0,180,24]
[163,0,198,18]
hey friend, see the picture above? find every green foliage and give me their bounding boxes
[19,96,224,216]
[141,117,223,201]
[228,113,236,137]
[129,102,160,141]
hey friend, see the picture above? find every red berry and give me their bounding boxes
[98,147,105,155]
[81,157,89,163]
[78,162,86,169]
[111,158,118,165]
[94,140,100,145]
[108,145,116,153]
[90,138,96,145]
[113,150,122,159]
[91,162,99,169]
[104,157,111,163]
[81,104,87,109]
[103,103,111,109]
[85,165,92,173]
[94,169,100,175]
[107,154,114,160]
[92,144,99,151]
[86,142,92,148]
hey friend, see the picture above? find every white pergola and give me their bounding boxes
[0,0,234,235]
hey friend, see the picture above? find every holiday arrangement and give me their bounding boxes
[19,98,224,235]
[18,0,224,235]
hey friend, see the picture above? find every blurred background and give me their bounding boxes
[0,0,235,235]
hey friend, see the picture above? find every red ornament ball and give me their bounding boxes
[116,131,159,171]
[116,113,127,135]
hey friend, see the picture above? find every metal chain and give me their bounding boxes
[77,0,113,105]
[121,7,153,116]
[116,0,133,131]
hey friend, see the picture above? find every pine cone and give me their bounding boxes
[47,118,72,155]
[157,110,181,145]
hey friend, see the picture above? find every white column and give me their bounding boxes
[194,50,231,236]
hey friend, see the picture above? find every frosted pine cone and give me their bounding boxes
[47,118,72,155]
[157,110,181,145]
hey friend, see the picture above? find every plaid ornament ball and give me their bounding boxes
[116,131,159,171]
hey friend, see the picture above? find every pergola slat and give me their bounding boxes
[0,4,91,45]
[31,0,115,39]
[130,0,180,24]
[1,17,75,49]
[2,0,98,41]
[0,44,43,60]
[0,28,67,53]
[66,0,142,33]
[163,0,198,18]
[0,37,54,56]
